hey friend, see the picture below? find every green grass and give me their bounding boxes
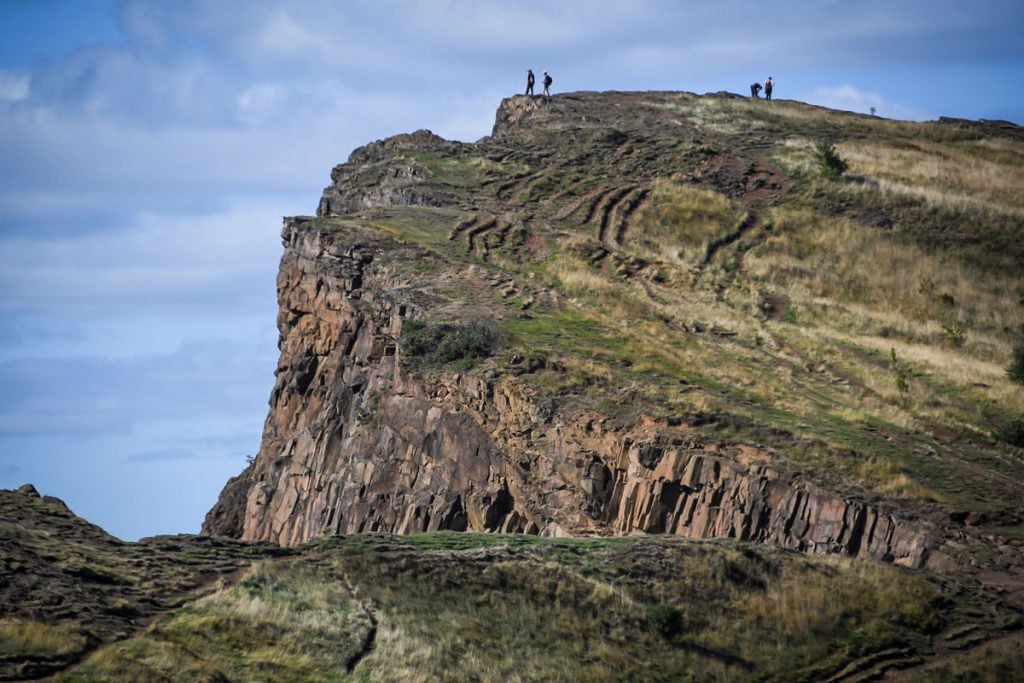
[287,536,1015,680]
[25,529,1021,681]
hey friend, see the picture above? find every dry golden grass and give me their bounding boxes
[838,140,1024,213]
[630,180,740,265]
[0,618,87,658]
[744,208,1021,352]
[738,555,941,663]
[64,560,372,681]
[198,562,366,637]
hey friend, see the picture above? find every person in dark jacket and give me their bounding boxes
[764,76,774,100]
[542,70,553,98]
[750,82,762,98]
[526,69,535,96]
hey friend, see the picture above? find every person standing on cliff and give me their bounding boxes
[525,69,535,96]
[542,70,553,99]
[764,76,774,100]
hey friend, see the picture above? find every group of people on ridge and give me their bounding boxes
[525,68,553,98]
[520,69,771,102]
[750,76,775,99]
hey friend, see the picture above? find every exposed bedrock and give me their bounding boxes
[204,217,952,572]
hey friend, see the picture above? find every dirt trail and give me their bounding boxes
[341,572,380,673]
[698,154,787,267]
[883,630,1024,680]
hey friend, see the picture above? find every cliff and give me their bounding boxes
[204,92,1024,575]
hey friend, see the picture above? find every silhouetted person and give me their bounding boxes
[526,69,535,96]
[764,76,774,100]
[750,82,762,98]
[543,70,553,98]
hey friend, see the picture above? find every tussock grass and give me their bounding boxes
[66,561,372,682]
[61,637,226,682]
[340,536,979,681]
[0,618,88,658]
[912,634,1024,682]
[50,535,1018,681]
[744,208,1021,354]
[631,180,739,265]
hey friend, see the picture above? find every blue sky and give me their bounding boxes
[1,0,1022,540]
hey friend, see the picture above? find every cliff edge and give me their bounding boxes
[204,92,1024,576]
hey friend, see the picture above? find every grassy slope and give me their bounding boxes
[5,493,1017,681]
[56,533,1022,682]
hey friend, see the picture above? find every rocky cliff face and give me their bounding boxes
[202,92,1019,574]
[204,215,948,569]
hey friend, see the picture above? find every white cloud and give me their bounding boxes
[0,71,29,103]
[802,84,932,121]
[0,201,285,317]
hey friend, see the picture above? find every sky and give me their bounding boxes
[1,0,1022,541]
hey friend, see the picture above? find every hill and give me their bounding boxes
[3,485,1024,680]
[4,90,1024,680]
[205,91,1024,579]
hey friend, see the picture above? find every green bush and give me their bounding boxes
[400,319,499,369]
[815,141,848,179]
[645,603,685,639]
[1008,343,1024,384]
[994,419,1024,448]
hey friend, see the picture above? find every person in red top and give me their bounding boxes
[764,76,774,100]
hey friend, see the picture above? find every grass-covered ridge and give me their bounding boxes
[55,533,1024,682]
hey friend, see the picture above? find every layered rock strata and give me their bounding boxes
[204,217,948,570]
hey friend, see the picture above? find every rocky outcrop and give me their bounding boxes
[204,216,950,570]
[316,130,470,216]
[204,92,959,572]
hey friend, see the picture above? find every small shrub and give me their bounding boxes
[400,319,499,369]
[941,322,967,348]
[890,347,910,395]
[356,391,381,426]
[815,141,848,179]
[1008,342,1024,384]
[994,419,1024,448]
[645,603,685,639]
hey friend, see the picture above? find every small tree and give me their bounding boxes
[815,141,848,179]
[890,347,910,396]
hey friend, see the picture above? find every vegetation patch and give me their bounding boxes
[1008,341,1024,384]
[815,140,849,178]
[994,419,1024,448]
[400,318,500,369]
[66,561,371,682]
[0,618,88,659]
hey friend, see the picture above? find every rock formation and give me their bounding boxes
[203,92,1004,573]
